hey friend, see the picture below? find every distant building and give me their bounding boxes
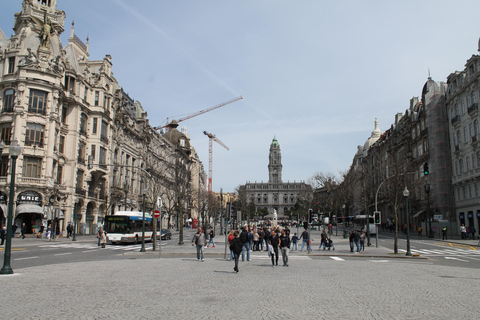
[239,137,312,218]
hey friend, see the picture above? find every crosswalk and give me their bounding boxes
[38,242,165,252]
[398,247,480,258]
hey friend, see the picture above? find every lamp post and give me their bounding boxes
[72,200,77,241]
[403,186,412,256]
[1,139,22,275]
[140,188,147,252]
[425,182,433,238]
[124,181,128,211]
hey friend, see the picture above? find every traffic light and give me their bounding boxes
[423,162,429,176]
[374,211,381,224]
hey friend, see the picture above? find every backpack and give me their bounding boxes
[240,230,247,243]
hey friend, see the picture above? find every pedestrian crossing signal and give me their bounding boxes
[423,162,429,175]
[374,211,381,224]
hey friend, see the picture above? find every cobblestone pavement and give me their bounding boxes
[1,230,479,319]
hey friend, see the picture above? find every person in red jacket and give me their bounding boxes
[228,230,235,260]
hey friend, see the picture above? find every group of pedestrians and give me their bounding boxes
[348,229,366,253]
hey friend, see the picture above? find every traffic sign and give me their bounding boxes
[154,210,160,218]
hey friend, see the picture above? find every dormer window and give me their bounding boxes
[180,138,185,147]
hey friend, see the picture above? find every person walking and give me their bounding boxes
[258,228,264,251]
[253,229,259,251]
[0,225,6,245]
[11,224,17,238]
[230,231,243,273]
[99,228,107,248]
[291,233,298,251]
[228,230,235,260]
[279,229,290,267]
[441,226,447,240]
[299,229,311,252]
[353,230,360,253]
[263,226,270,252]
[359,231,366,253]
[21,223,26,239]
[192,227,206,261]
[269,230,280,267]
[66,223,73,238]
[240,226,250,261]
[349,230,355,252]
[207,227,215,248]
[470,226,476,240]
[460,224,467,239]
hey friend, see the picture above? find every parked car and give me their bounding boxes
[160,229,172,240]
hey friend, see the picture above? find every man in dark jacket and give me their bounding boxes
[230,231,243,273]
[240,226,250,261]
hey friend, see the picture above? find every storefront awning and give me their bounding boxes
[16,203,44,215]
[413,210,425,218]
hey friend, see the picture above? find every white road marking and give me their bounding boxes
[445,257,469,262]
[54,252,72,256]
[330,256,345,261]
[14,256,39,260]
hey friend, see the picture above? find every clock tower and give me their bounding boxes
[268,137,282,184]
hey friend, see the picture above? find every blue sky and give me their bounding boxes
[2,0,480,192]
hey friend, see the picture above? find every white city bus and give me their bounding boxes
[105,211,154,244]
[352,215,377,235]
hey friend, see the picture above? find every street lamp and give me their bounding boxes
[140,188,148,252]
[1,139,22,275]
[425,182,433,238]
[403,186,412,256]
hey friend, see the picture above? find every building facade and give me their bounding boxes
[240,137,312,218]
[0,0,205,235]
[446,43,480,233]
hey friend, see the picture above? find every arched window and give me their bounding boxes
[3,89,15,112]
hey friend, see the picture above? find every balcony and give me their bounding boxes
[75,187,86,196]
[468,103,478,115]
[451,115,461,126]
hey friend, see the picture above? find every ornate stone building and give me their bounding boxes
[0,0,205,235]
[239,137,312,218]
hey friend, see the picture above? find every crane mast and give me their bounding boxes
[203,131,229,194]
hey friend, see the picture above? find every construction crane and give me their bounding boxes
[203,131,229,194]
[154,96,243,131]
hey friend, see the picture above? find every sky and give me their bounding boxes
[2,0,480,193]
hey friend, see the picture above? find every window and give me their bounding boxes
[3,89,15,112]
[463,186,467,199]
[0,123,12,145]
[473,153,476,169]
[462,99,466,114]
[101,121,108,142]
[8,57,15,74]
[0,156,7,176]
[457,131,462,145]
[25,123,45,147]
[459,158,464,173]
[412,128,416,139]
[64,75,75,93]
[23,157,42,178]
[94,91,99,106]
[423,139,428,153]
[78,142,86,163]
[417,143,422,157]
[56,165,63,184]
[59,135,65,154]
[92,118,98,134]
[464,127,468,143]
[28,89,47,115]
[76,169,84,190]
[79,113,87,135]
[421,119,425,131]
[453,133,457,146]
[469,184,473,198]
[466,156,471,171]
[61,106,67,124]
[474,120,479,137]
[473,92,477,104]
[91,145,96,160]
[84,86,87,101]
[469,123,474,138]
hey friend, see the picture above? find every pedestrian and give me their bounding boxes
[228,230,235,260]
[192,227,206,261]
[253,229,259,251]
[319,230,328,250]
[11,224,17,238]
[21,223,26,239]
[97,227,103,246]
[247,226,254,251]
[0,225,6,245]
[66,223,73,238]
[279,229,290,267]
[269,230,280,267]
[441,226,447,240]
[460,224,467,239]
[291,233,298,251]
[263,226,270,252]
[417,226,422,237]
[55,222,60,239]
[258,228,264,251]
[470,226,476,240]
[207,227,215,248]
[37,224,45,238]
[299,228,311,252]
[99,228,106,248]
[230,231,243,273]
[353,230,360,253]
[240,226,250,261]
[349,230,354,252]
[359,231,366,253]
